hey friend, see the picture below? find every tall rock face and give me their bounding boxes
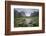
[14,9,26,17]
[20,11,26,17]
[31,11,39,16]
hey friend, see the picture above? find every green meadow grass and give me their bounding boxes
[14,16,39,27]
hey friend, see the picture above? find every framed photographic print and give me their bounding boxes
[5,1,45,35]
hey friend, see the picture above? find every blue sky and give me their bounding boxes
[14,8,39,16]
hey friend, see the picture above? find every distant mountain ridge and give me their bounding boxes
[14,9,39,17]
